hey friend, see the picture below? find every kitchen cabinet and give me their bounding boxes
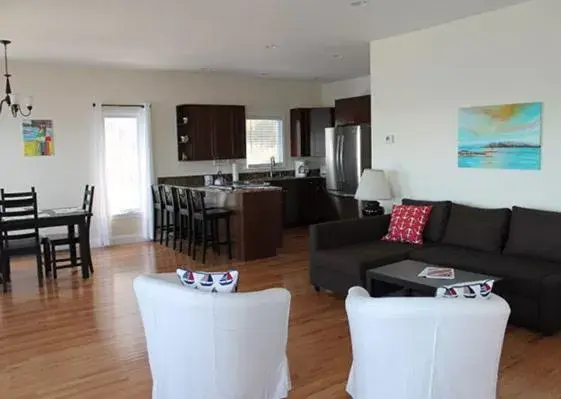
[290,107,334,157]
[211,105,246,160]
[267,177,329,227]
[176,104,246,161]
[334,95,371,126]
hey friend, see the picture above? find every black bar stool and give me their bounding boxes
[187,189,233,264]
[162,185,179,250]
[151,184,164,244]
[175,187,191,255]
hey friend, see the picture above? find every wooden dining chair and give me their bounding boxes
[41,185,95,279]
[0,187,43,292]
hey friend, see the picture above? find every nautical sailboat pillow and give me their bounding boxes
[176,268,239,293]
[435,280,494,299]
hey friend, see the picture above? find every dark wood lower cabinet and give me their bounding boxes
[267,178,333,228]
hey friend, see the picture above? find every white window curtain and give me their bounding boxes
[91,104,111,248]
[139,103,154,241]
[90,102,154,247]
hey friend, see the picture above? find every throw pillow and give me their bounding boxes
[401,199,452,242]
[382,205,432,245]
[176,268,239,293]
[435,280,494,299]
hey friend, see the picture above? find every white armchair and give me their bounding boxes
[345,286,511,399]
[134,273,292,399]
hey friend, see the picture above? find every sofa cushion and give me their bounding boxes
[382,204,432,245]
[441,203,511,253]
[504,206,561,263]
[410,245,561,298]
[402,199,451,242]
[313,241,415,280]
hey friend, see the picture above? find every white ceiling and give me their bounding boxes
[0,0,528,81]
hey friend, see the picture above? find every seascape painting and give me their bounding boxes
[458,102,542,170]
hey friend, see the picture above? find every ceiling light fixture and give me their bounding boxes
[265,44,279,49]
[0,40,32,118]
[350,0,368,6]
[333,54,344,59]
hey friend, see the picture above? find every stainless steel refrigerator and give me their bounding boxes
[324,125,371,219]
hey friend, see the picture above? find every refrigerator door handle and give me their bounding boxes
[335,134,342,186]
[339,134,346,183]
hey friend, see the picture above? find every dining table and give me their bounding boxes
[0,207,93,284]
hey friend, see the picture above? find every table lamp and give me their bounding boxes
[354,169,392,217]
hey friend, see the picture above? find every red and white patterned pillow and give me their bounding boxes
[382,205,432,245]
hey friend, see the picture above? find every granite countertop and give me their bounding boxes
[189,185,282,193]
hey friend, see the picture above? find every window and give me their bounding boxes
[246,119,284,167]
[104,115,142,216]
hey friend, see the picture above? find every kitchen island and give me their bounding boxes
[189,185,283,261]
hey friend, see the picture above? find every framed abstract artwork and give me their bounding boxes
[22,119,55,157]
[458,102,542,170]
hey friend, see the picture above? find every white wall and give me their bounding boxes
[0,62,322,210]
[370,0,561,211]
[321,75,370,106]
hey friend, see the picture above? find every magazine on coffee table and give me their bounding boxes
[418,266,455,280]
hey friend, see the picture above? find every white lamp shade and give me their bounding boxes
[354,169,392,201]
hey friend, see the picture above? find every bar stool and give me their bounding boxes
[174,187,191,255]
[187,189,233,264]
[151,184,164,244]
[162,185,179,250]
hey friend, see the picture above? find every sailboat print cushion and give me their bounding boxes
[382,205,433,245]
[435,280,495,299]
[176,268,239,293]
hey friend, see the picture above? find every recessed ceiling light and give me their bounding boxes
[332,54,343,59]
[265,44,279,49]
[350,0,368,6]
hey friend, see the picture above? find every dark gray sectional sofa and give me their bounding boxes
[309,199,561,335]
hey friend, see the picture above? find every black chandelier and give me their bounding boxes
[0,40,32,118]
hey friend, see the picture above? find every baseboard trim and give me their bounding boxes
[110,235,147,246]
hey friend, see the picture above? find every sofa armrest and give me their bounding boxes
[309,215,391,251]
[539,274,561,334]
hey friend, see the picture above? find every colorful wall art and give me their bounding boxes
[22,119,54,157]
[458,102,542,170]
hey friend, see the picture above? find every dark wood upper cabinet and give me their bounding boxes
[212,105,246,160]
[176,104,246,161]
[334,95,371,126]
[290,107,334,157]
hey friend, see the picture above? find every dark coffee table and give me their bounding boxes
[366,260,500,297]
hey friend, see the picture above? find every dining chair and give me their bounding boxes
[0,187,43,292]
[134,273,292,399]
[187,189,233,264]
[41,185,94,279]
[344,286,511,399]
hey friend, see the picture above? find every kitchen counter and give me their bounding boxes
[186,185,283,261]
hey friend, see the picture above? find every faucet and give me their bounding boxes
[269,156,276,178]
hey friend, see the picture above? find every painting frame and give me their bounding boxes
[22,119,55,157]
[458,102,542,170]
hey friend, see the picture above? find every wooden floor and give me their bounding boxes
[1,230,561,398]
